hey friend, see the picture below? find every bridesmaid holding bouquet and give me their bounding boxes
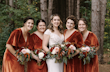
[78,18,99,72]
[64,15,83,72]
[28,19,48,72]
[2,17,34,72]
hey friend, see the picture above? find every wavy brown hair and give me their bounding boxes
[66,15,77,26]
[66,15,77,29]
[48,14,64,34]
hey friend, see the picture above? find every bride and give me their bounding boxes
[42,14,64,72]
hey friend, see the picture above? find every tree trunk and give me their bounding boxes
[68,0,73,16]
[28,0,31,4]
[60,0,66,23]
[40,0,48,26]
[9,0,14,30]
[71,0,74,15]
[91,0,107,63]
[91,0,100,61]
[76,0,80,19]
[9,0,13,7]
[9,0,13,19]
[66,0,68,17]
[98,0,107,63]
[6,0,8,5]
[48,0,53,24]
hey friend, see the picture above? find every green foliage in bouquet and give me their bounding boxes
[78,46,96,65]
[15,48,32,65]
[34,49,47,61]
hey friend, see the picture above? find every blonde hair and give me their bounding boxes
[48,14,64,34]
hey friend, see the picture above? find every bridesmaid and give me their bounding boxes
[2,17,35,72]
[28,19,48,72]
[64,15,83,72]
[78,18,99,72]
[43,14,64,72]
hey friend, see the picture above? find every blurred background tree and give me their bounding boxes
[0,0,109,65]
[0,0,41,64]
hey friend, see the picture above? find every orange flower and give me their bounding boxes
[67,49,71,55]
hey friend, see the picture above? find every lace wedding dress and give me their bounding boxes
[44,29,64,72]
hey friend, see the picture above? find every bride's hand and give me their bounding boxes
[31,51,41,62]
[76,49,80,54]
[34,55,41,62]
[72,49,80,57]
[55,53,60,59]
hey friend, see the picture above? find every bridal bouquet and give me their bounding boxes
[16,47,32,65]
[34,49,47,66]
[48,44,64,63]
[78,45,96,65]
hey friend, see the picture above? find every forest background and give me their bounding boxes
[0,0,110,71]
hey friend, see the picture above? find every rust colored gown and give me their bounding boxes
[2,28,34,72]
[64,29,83,72]
[83,31,99,72]
[28,33,48,72]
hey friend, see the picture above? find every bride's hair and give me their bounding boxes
[48,14,64,34]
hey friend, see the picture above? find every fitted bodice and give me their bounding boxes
[44,29,64,49]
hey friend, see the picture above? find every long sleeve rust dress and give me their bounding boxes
[28,33,48,72]
[64,29,83,72]
[83,31,99,72]
[2,28,33,72]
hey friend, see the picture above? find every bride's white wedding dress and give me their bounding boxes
[44,29,64,72]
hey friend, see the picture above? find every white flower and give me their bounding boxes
[21,49,31,54]
[61,44,65,48]
[38,52,44,59]
[69,45,76,50]
[85,46,90,52]
[81,47,86,51]
[51,47,59,54]
[81,46,90,52]
[26,49,31,53]
[54,47,59,52]
[21,49,27,54]
[51,50,56,54]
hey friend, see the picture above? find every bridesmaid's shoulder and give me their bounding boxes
[64,29,67,33]
[30,31,39,39]
[75,29,81,34]
[89,31,94,35]
[30,32,36,36]
[74,30,82,37]
[10,28,21,34]
[88,31,97,38]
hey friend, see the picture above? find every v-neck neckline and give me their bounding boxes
[64,29,76,40]
[20,28,28,43]
[83,31,90,42]
[33,33,42,41]
[52,33,63,39]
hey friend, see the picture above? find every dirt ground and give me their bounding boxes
[0,53,110,72]
[99,52,110,72]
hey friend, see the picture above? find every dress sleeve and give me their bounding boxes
[6,29,19,47]
[91,33,99,47]
[44,29,51,35]
[76,32,83,48]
